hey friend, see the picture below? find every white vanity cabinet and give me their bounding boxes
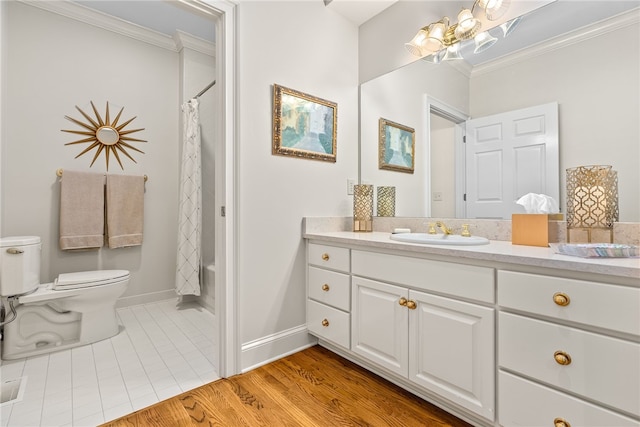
[351,250,496,422]
[498,270,640,426]
[306,243,351,349]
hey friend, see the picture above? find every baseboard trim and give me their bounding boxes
[116,289,177,308]
[241,326,317,373]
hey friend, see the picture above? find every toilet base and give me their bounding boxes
[1,303,121,360]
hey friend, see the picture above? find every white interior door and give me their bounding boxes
[464,102,559,219]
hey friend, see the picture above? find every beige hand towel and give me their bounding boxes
[106,174,145,248]
[59,170,105,250]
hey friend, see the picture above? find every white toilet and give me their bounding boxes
[0,236,129,360]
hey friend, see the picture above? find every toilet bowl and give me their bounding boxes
[0,236,129,360]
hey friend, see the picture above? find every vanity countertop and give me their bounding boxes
[304,231,640,281]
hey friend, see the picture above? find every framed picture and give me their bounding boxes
[272,84,337,162]
[378,118,415,173]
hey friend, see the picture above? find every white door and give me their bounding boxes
[351,277,409,377]
[408,290,495,421]
[464,102,559,219]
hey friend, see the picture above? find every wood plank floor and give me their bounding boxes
[102,345,472,426]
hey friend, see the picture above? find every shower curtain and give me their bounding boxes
[176,99,202,296]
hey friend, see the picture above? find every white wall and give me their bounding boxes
[1,2,181,303]
[470,20,640,221]
[430,115,455,218]
[237,1,359,370]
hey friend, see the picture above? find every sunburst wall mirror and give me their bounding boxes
[62,101,147,170]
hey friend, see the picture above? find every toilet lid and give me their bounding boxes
[54,270,129,290]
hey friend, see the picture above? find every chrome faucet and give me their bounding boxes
[435,221,454,235]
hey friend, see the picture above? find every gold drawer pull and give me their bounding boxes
[6,248,23,254]
[406,300,417,310]
[321,284,330,292]
[554,417,571,427]
[554,350,572,366]
[553,292,570,307]
[321,253,330,261]
[399,297,407,306]
[321,319,329,327]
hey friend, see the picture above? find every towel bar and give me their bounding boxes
[56,168,148,182]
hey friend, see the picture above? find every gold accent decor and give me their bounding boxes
[428,223,437,234]
[554,418,571,427]
[554,350,572,366]
[553,292,570,307]
[62,101,146,171]
[461,224,471,237]
[322,284,330,292]
[321,253,330,261]
[399,297,408,306]
[566,165,618,243]
[321,319,329,327]
[353,184,373,232]
[376,186,396,217]
[407,300,417,310]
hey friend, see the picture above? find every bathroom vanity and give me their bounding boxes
[304,228,640,427]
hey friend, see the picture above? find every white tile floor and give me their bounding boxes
[0,300,219,427]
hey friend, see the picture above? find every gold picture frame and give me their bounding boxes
[272,84,337,162]
[379,118,415,173]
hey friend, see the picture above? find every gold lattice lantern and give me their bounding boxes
[377,186,396,217]
[566,165,618,243]
[353,184,373,232]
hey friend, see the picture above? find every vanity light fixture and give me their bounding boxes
[405,0,514,62]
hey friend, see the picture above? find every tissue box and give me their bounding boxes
[512,214,564,247]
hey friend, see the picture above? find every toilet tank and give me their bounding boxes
[0,236,41,297]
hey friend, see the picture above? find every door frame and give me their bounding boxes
[424,96,469,218]
[202,0,239,378]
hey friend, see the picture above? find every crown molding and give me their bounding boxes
[19,0,178,52]
[174,30,216,57]
[472,8,640,77]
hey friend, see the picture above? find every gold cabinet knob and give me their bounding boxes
[554,417,571,427]
[321,284,330,292]
[321,253,330,261]
[406,300,417,310]
[553,292,570,307]
[554,350,572,366]
[399,297,408,306]
[321,319,329,327]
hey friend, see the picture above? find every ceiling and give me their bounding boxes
[73,0,216,42]
[72,0,638,67]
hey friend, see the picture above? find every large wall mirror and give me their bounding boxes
[360,1,639,221]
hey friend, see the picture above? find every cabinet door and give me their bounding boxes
[409,290,495,421]
[352,277,408,376]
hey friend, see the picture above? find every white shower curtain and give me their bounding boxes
[176,99,202,296]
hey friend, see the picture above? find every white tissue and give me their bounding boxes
[516,193,559,214]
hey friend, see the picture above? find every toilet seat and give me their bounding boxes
[54,270,130,290]
[17,270,130,304]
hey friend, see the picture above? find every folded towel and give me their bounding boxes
[106,174,145,248]
[59,170,105,250]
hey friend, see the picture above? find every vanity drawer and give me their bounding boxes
[499,371,639,427]
[499,312,640,417]
[307,299,350,349]
[498,270,640,336]
[352,250,494,303]
[308,243,350,272]
[308,266,350,312]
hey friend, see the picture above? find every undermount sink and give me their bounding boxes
[389,233,490,246]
